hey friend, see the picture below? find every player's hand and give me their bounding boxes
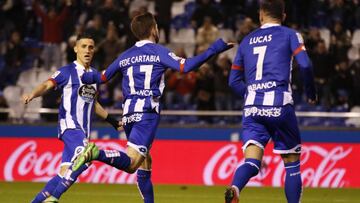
[116,121,123,131]
[209,39,235,53]
[22,94,33,104]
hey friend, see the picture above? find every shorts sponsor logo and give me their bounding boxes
[122,113,143,125]
[139,147,147,153]
[244,107,281,117]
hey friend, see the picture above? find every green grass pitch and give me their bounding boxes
[1,182,359,203]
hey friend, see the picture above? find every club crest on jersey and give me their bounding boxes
[78,85,96,103]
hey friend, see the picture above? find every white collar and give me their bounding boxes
[74,61,92,71]
[135,40,154,47]
[261,23,281,29]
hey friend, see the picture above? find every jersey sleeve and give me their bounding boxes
[48,69,67,88]
[158,39,229,73]
[158,47,185,72]
[289,31,316,100]
[229,43,246,97]
[100,57,122,83]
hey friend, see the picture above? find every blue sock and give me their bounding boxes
[31,175,62,203]
[137,169,154,203]
[97,149,131,170]
[284,160,302,203]
[52,164,88,199]
[231,158,261,194]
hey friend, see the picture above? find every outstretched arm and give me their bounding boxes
[94,101,122,131]
[22,80,55,104]
[161,39,234,73]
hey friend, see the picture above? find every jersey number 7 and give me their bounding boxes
[253,46,267,81]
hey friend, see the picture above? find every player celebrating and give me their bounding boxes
[23,33,121,203]
[72,12,233,203]
[225,0,316,203]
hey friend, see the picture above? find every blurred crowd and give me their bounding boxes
[0,0,360,126]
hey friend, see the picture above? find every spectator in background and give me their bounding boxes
[0,30,25,89]
[213,56,233,112]
[329,20,352,63]
[32,0,72,69]
[305,27,323,54]
[97,0,121,30]
[85,14,106,44]
[330,59,353,107]
[235,17,257,43]
[194,63,215,123]
[196,16,219,50]
[191,0,222,28]
[97,22,124,70]
[310,40,335,106]
[154,0,175,44]
[350,48,360,105]
[165,47,196,109]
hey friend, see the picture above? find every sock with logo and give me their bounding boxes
[51,164,88,199]
[137,169,154,203]
[96,149,131,170]
[31,175,62,203]
[231,158,261,195]
[284,160,302,203]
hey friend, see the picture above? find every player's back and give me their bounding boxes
[118,41,167,115]
[239,24,299,106]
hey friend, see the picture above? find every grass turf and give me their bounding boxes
[0,182,359,203]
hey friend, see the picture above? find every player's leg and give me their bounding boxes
[49,130,90,201]
[271,105,302,203]
[225,113,270,203]
[281,153,302,203]
[137,153,154,203]
[31,172,62,203]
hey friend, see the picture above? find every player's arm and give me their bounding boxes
[22,80,55,104]
[94,101,122,131]
[81,58,121,84]
[161,39,234,73]
[229,44,247,97]
[290,32,317,104]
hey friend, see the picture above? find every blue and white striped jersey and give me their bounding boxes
[99,40,189,116]
[229,23,315,107]
[49,61,98,138]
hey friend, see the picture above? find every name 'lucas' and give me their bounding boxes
[249,34,272,45]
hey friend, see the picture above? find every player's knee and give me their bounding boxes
[59,165,70,177]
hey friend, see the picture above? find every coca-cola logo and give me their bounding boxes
[203,144,352,187]
[4,140,136,183]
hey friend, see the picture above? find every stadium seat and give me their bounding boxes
[3,85,25,122]
[219,29,235,42]
[351,29,360,46]
[319,28,330,49]
[347,45,360,62]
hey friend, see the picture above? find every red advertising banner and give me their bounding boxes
[0,138,358,188]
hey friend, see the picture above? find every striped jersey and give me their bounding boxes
[48,61,98,138]
[230,23,312,107]
[100,40,189,116]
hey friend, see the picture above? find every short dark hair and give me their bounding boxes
[260,0,285,21]
[76,32,94,41]
[130,12,156,40]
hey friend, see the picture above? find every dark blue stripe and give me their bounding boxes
[0,125,359,143]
